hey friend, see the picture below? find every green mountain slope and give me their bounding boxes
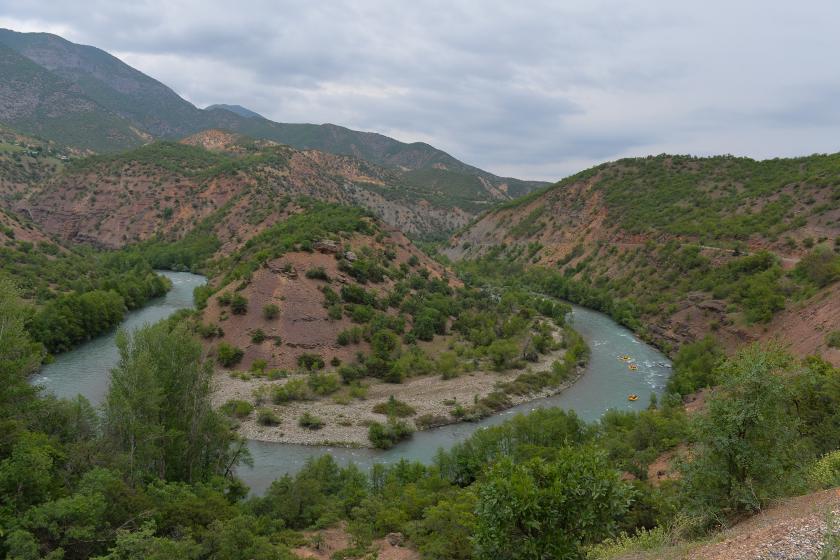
[0,42,144,152]
[0,28,544,203]
[447,153,840,362]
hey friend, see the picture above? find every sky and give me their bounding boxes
[1,0,839,181]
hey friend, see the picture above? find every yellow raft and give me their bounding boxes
[627,394,639,401]
[628,363,638,371]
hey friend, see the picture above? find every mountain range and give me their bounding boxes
[0,28,544,206]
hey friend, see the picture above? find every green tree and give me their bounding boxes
[0,277,42,423]
[103,323,241,484]
[474,450,631,560]
[666,336,724,396]
[795,245,840,287]
[681,345,801,520]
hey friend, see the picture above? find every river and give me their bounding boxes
[33,271,671,495]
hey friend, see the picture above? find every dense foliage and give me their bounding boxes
[0,238,172,353]
[5,265,840,559]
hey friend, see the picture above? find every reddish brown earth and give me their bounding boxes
[202,227,453,372]
[443,164,840,365]
[292,523,420,560]
[19,135,471,244]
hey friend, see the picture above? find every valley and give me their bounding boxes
[1,22,840,560]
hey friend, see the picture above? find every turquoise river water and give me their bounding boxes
[33,271,671,495]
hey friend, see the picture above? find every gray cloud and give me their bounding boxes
[1,0,839,180]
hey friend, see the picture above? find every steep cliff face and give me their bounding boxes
[446,154,840,363]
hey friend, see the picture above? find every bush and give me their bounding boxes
[262,303,280,319]
[256,408,281,426]
[372,396,416,418]
[250,328,266,343]
[808,450,840,489]
[231,293,248,314]
[305,267,330,281]
[368,418,414,449]
[338,363,366,384]
[297,353,325,371]
[666,336,724,397]
[795,246,840,287]
[196,322,223,338]
[299,412,325,430]
[217,342,244,367]
[271,378,310,403]
[337,327,363,346]
[415,414,450,429]
[221,399,253,419]
[826,330,840,349]
[308,372,341,396]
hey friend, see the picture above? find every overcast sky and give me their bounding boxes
[1,1,838,181]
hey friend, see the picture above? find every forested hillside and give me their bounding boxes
[446,153,840,364]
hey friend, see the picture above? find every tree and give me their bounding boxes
[486,339,518,371]
[666,335,724,396]
[103,323,241,484]
[680,345,801,520]
[474,451,631,560]
[0,277,42,423]
[795,245,840,287]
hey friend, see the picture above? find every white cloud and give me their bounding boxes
[1,0,839,181]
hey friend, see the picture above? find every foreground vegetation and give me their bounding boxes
[4,271,840,559]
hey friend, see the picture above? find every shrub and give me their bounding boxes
[827,331,840,349]
[808,450,840,489]
[220,399,253,419]
[256,408,281,426]
[308,372,341,396]
[196,322,223,339]
[297,353,325,371]
[251,328,266,343]
[415,414,450,430]
[372,395,416,418]
[231,293,248,314]
[305,267,330,281]
[217,342,244,367]
[218,292,232,306]
[299,412,325,430]
[349,382,368,400]
[795,246,840,287]
[262,303,280,319]
[337,326,363,346]
[338,363,366,384]
[271,378,310,403]
[368,418,413,449]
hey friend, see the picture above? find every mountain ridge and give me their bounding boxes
[0,28,545,201]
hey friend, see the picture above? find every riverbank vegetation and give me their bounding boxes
[454,242,840,353]
[5,275,840,559]
[0,237,171,353]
